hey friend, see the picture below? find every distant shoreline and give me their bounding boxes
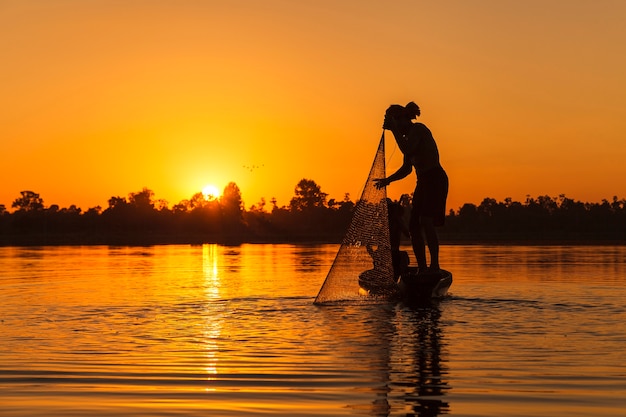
[3,191,624,248]
[1,233,624,247]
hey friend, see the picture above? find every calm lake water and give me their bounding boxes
[1,244,625,416]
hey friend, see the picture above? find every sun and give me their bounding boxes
[202,184,220,201]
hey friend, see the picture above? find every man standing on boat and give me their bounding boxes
[374,102,449,273]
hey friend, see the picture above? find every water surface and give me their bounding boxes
[1,244,625,416]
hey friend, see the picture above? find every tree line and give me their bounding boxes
[1,180,625,246]
[442,195,626,243]
[0,179,354,245]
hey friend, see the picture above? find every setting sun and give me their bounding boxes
[202,184,220,201]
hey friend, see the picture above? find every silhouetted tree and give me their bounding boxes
[189,192,208,210]
[323,192,354,235]
[180,191,221,237]
[129,187,155,211]
[220,182,246,240]
[84,206,101,217]
[249,198,266,213]
[170,201,187,214]
[458,203,478,218]
[12,191,44,212]
[270,197,279,212]
[221,182,244,217]
[289,179,328,212]
[107,196,128,210]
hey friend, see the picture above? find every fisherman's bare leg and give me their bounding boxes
[420,216,440,271]
[409,216,427,271]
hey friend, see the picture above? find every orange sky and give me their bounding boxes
[2,0,625,213]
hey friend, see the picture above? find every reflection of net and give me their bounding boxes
[314,133,396,304]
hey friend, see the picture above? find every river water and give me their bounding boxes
[1,244,625,416]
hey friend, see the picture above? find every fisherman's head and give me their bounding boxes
[385,102,421,122]
[385,104,408,121]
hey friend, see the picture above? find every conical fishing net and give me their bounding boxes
[314,133,397,304]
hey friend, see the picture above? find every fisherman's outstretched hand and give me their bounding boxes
[373,178,389,189]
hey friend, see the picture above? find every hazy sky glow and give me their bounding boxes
[2,0,625,212]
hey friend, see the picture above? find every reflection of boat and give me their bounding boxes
[397,266,453,304]
[391,303,450,415]
[355,302,450,416]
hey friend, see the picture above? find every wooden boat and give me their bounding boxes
[397,267,453,303]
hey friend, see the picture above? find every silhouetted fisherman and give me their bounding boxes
[375,102,449,273]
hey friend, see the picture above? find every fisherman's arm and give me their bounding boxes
[374,156,412,189]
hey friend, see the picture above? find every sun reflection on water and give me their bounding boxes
[202,244,221,385]
[203,244,220,299]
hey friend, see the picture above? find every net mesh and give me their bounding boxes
[314,133,397,304]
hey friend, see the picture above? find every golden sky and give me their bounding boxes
[2,0,625,213]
